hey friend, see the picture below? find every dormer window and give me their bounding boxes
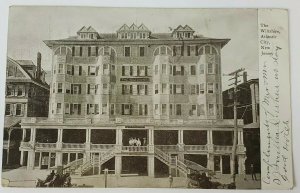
[117,23,151,39]
[172,25,195,39]
[77,26,99,40]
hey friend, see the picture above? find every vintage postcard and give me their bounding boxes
[1,6,293,190]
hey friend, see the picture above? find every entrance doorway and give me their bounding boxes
[122,156,147,176]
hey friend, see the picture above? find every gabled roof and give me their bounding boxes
[117,24,130,32]
[138,23,150,31]
[77,26,98,34]
[129,23,138,30]
[173,24,195,32]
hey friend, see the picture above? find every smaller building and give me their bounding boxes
[222,73,260,174]
[2,53,50,167]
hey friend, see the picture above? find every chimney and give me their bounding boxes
[243,71,247,83]
[37,52,42,80]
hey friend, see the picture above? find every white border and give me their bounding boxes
[0,1,300,193]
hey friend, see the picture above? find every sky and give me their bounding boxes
[7,6,258,90]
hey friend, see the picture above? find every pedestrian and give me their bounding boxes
[250,164,257,180]
[168,175,173,188]
[143,137,147,146]
[137,138,141,146]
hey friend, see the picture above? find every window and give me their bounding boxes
[124,46,131,57]
[70,104,81,115]
[174,66,184,76]
[169,104,173,115]
[58,64,64,74]
[190,65,196,75]
[56,103,62,114]
[191,85,196,95]
[103,84,108,94]
[110,104,115,115]
[162,64,167,74]
[122,66,132,76]
[215,83,219,93]
[208,63,214,74]
[155,84,159,94]
[16,104,22,116]
[87,84,97,94]
[88,66,96,76]
[207,83,214,93]
[122,104,132,115]
[174,84,184,94]
[169,65,173,75]
[205,46,211,54]
[200,64,204,74]
[74,66,82,76]
[103,64,109,75]
[137,85,148,95]
[65,83,70,94]
[57,83,63,93]
[6,85,14,96]
[52,83,55,93]
[155,65,158,75]
[139,46,145,57]
[122,85,133,95]
[200,83,205,94]
[208,104,215,116]
[162,84,167,94]
[154,104,159,115]
[139,104,148,116]
[17,86,23,96]
[66,65,72,75]
[176,104,182,116]
[169,84,173,94]
[137,66,146,76]
[198,104,205,116]
[87,104,99,115]
[5,104,11,115]
[162,104,167,115]
[71,84,81,94]
[65,103,70,114]
[187,46,191,56]
[190,105,197,116]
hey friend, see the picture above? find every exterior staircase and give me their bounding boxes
[154,147,210,176]
[62,158,84,175]
[78,147,116,176]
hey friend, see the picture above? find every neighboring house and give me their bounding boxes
[2,53,50,167]
[19,24,246,177]
[222,74,260,174]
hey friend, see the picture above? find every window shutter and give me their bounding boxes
[70,104,73,115]
[197,105,200,116]
[122,66,125,76]
[145,66,148,76]
[195,45,199,56]
[130,85,133,94]
[137,66,140,76]
[173,66,176,75]
[173,84,176,94]
[79,85,82,94]
[181,45,184,56]
[72,66,74,75]
[95,104,99,114]
[145,85,148,95]
[71,84,74,94]
[88,66,90,75]
[181,66,184,75]
[170,84,172,94]
[144,104,148,115]
[122,85,125,95]
[87,84,90,94]
[181,84,184,94]
[87,104,90,115]
[79,66,82,75]
[130,104,133,115]
[121,104,124,115]
[78,104,81,115]
[197,84,200,94]
[137,85,140,94]
[130,66,133,76]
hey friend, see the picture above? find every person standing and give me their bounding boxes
[250,164,257,180]
[168,175,173,188]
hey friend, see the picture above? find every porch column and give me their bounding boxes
[148,129,154,153]
[230,155,235,175]
[148,155,155,177]
[6,130,12,165]
[238,130,244,145]
[178,130,184,145]
[207,130,214,153]
[27,150,35,170]
[22,128,26,141]
[30,128,36,143]
[238,155,246,174]
[207,154,214,171]
[85,129,91,152]
[116,129,123,153]
[57,128,63,148]
[115,155,122,176]
[56,152,63,167]
[20,151,24,165]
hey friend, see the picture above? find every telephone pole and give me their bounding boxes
[224,68,245,185]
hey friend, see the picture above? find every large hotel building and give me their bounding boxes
[19,24,246,177]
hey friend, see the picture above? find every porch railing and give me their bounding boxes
[91,144,115,150]
[213,145,233,152]
[184,145,207,151]
[62,143,86,149]
[155,145,178,152]
[35,143,57,149]
[122,146,148,152]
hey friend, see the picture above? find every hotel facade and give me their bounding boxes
[19,24,246,177]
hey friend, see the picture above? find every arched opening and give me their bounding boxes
[153,45,172,56]
[197,45,219,55]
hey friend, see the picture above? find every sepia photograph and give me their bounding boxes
[2,6,262,189]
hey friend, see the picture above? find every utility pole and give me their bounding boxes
[224,68,245,185]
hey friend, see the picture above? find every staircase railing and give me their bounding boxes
[80,147,116,176]
[62,158,84,174]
